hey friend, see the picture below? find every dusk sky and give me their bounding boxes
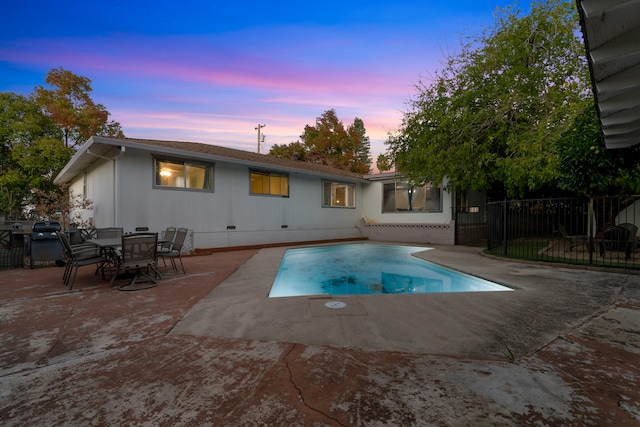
[1,0,530,163]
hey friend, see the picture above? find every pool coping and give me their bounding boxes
[172,242,632,358]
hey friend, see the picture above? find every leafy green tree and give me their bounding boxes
[387,0,590,197]
[268,141,307,161]
[34,67,124,148]
[376,152,393,172]
[557,103,640,195]
[299,109,371,173]
[0,92,71,218]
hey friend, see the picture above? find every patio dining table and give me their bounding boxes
[85,238,124,281]
[86,237,122,249]
[86,237,168,249]
[85,237,167,288]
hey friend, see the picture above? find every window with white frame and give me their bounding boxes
[322,181,355,208]
[155,158,213,190]
[250,170,289,197]
[382,180,442,213]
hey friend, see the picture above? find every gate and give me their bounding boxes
[453,206,487,246]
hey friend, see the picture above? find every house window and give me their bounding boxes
[382,180,442,213]
[155,159,213,190]
[250,170,289,197]
[322,181,355,208]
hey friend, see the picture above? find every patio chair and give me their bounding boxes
[598,225,633,259]
[79,228,97,242]
[159,227,187,274]
[0,230,11,249]
[556,223,589,252]
[157,227,176,256]
[58,232,109,290]
[618,223,638,251]
[96,227,123,239]
[110,232,161,291]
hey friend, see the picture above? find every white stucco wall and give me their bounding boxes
[360,177,453,224]
[70,157,116,227]
[358,176,455,245]
[71,146,458,250]
[103,148,364,250]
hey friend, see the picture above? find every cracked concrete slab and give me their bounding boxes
[1,244,639,425]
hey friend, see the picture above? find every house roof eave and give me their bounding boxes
[577,0,640,149]
[55,136,370,185]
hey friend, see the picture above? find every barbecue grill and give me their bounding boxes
[30,221,62,268]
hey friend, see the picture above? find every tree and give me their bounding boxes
[34,67,124,148]
[32,183,93,230]
[268,141,307,161]
[298,109,371,173]
[0,92,71,218]
[376,153,393,172]
[387,0,590,197]
[346,117,371,174]
[556,102,640,196]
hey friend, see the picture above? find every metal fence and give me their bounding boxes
[454,206,488,247]
[0,229,26,269]
[486,196,640,271]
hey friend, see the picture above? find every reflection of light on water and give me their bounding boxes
[269,243,512,298]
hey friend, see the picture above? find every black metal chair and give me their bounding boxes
[159,227,187,274]
[599,226,633,260]
[0,230,11,249]
[157,227,176,257]
[96,227,124,239]
[618,223,638,255]
[111,232,161,290]
[58,232,109,290]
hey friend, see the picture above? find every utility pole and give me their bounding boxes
[255,124,266,153]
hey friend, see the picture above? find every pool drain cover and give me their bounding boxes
[309,298,367,316]
[325,301,347,309]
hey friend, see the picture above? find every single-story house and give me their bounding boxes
[54,136,457,252]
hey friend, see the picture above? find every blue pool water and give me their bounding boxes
[268,244,512,297]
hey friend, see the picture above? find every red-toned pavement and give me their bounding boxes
[1,246,639,426]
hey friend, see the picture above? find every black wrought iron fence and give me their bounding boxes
[454,206,487,246]
[486,196,640,271]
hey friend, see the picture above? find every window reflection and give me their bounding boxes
[250,171,289,196]
[155,159,212,190]
[382,180,442,212]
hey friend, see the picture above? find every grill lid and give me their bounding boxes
[32,221,62,232]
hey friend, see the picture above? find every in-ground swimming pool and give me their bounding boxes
[268,243,512,297]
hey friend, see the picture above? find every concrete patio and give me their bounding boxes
[1,243,639,425]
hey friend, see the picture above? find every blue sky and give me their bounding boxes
[1,0,530,162]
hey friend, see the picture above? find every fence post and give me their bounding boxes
[503,199,508,256]
[588,196,594,264]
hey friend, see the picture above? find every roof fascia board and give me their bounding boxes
[53,136,97,184]
[86,136,369,184]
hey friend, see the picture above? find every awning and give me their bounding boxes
[577,0,640,149]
